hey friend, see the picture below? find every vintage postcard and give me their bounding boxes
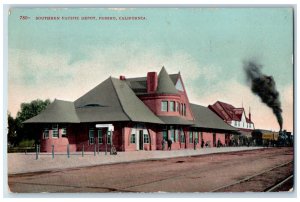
[6,7,294,195]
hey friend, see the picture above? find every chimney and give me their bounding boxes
[119,75,126,80]
[147,72,158,93]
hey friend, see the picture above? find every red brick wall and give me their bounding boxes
[38,122,229,152]
[202,132,214,148]
[40,124,77,152]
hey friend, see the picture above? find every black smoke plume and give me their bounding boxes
[243,60,283,131]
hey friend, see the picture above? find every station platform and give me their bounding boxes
[8,146,264,174]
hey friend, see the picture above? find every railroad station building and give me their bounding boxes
[208,101,255,144]
[24,67,237,152]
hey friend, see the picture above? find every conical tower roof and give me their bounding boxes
[156,67,178,94]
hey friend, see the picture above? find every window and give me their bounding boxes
[130,134,136,144]
[170,101,175,112]
[98,130,103,144]
[176,102,179,112]
[175,130,179,142]
[144,134,150,143]
[194,132,199,143]
[107,131,111,144]
[170,127,175,142]
[52,125,58,138]
[162,130,168,141]
[189,131,193,143]
[61,127,67,137]
[180,130,185,143]
[89,129,94,144]
[181,103,183,115]
[43,128,49,139]
[183,104,186,116]
[161,101,168,112]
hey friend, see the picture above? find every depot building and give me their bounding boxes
[24,67,237,152]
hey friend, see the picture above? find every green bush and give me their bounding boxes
[18,139,35,147]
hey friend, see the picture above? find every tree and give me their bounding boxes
[16,99,51,123]
[7,113,19,146]
[8,99,51,146]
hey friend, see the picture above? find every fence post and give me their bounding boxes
[94,144,96,156]
[82,144,84,157]
[52,144,54,159]
[67,144,70,158]
[35,145,38,160]
[110,130,113,155]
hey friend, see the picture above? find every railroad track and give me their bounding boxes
[265,175,294,192]
[210,161,293,192]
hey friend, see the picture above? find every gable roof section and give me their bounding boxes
[169,73,179,85]
[191,103,237,131]
[24,99,80,123]
[74,77,163,123]
[156,67,179,94]
[75,77,122,108]
[209,101,252,123]
[111,78,164,124]
[74,77,131,122]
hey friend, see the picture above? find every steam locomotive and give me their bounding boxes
[251,129,293,147]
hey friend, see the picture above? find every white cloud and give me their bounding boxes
[8,47,203,116]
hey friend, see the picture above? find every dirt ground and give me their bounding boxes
[8,147,294,193]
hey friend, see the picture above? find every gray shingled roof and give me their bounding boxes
[190,103,237,131]
[74,77,163,124]
[169,74,179,85]
[158,116,194,125]
[111,78,163,124]
[74,77,131,122]
[24,99,80,123]
[156,67,179,94]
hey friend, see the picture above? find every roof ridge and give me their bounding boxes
[110,77,132,121]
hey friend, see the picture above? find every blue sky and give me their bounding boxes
[8,7,294,131]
